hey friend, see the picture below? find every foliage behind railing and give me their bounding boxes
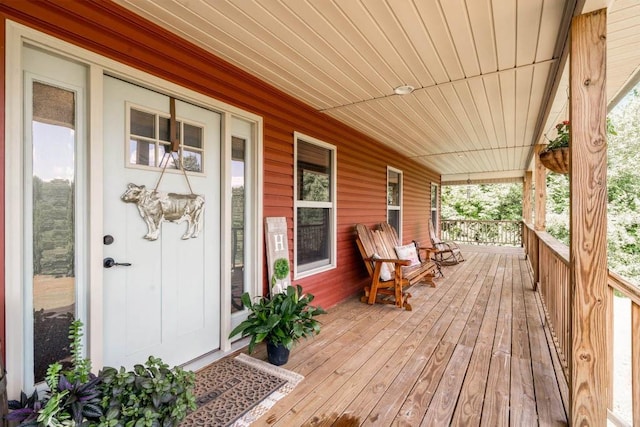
[441,219,522,246]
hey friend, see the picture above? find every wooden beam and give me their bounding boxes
[523,171,532,224]
[569,8,608,426]
[534,145,547,231]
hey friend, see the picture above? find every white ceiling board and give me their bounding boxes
[414,0,465,81]
[536,0,569,62]
[516,0,544,66]
[466,0,498,75]
[493,0,517,70]
[113,0,640,181]
[440,0,481,77]
[387,1,449,85]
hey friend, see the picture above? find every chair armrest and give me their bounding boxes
[365,256,411,266]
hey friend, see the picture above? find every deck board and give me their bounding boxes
[242,247,568,426]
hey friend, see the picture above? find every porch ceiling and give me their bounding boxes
[114,0,640,184]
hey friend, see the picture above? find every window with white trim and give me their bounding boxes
[294,133,336,277]
[387,167,402,239]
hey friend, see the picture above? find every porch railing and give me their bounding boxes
[522,222,640,425]
[441,219,522,246]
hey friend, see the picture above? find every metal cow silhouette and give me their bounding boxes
[121,183,204,241]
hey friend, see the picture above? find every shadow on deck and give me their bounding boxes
[241,246,569,426]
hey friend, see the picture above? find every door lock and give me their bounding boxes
[103,257,132,268]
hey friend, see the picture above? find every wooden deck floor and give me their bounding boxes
[247,247,569,426]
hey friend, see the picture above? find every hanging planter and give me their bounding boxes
[539,146,569,174]
[540,120,570,174]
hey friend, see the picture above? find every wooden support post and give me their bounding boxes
[534,145,547,231]
[569,8,608,426]
[523,171,532,224]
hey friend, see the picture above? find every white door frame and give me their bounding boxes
[5,20,263,396]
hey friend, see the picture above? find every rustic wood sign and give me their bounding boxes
[264,217,291,295]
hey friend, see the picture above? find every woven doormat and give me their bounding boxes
[181,353,304,426]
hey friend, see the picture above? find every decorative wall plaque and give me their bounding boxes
[265,217,291,295]
[121,183,204,241]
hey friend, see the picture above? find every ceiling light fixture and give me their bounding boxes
[393,85,414,95]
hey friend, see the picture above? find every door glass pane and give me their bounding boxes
[130,108,154,137]
[231,137,246,313]
[32,81,76,382]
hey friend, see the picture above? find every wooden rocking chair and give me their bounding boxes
[429,219,464,266]
[354,224,412,310]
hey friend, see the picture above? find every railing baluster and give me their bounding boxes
[441,219,522,246]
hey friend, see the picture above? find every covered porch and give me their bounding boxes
[245,245,569,426]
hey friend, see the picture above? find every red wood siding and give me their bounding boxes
[0,0,439,318]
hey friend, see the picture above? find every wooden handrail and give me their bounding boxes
[522,221,640,425]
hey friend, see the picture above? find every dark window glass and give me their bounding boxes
[297,208,330,266]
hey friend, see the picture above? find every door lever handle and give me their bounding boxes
[103,257,132,268]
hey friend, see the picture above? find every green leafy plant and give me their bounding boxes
[229,284,326,353]
[545,120,570,150]
[7,320,103,427]
[98,356,196,427]
[7,320,195,427]
[271,257,290,287]
[544,118,617,151]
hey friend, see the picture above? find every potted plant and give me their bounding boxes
[7,321,196,427]
[229,284,326,365]
[540,120,570,174]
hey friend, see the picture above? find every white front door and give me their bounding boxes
[102,76,220,368]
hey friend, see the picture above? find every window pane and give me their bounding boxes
[159,116,170,142]
[129,138,155,167]
[32,82,76,383]
[388,210,400,234]
[431,183,438,207]
[130,108,155,138]
[297,207,330,267]
[182,150,202,172]
[183,123,203,148]
[388,171,400,206]
[297,140,331,202]
[231,137,246,313]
